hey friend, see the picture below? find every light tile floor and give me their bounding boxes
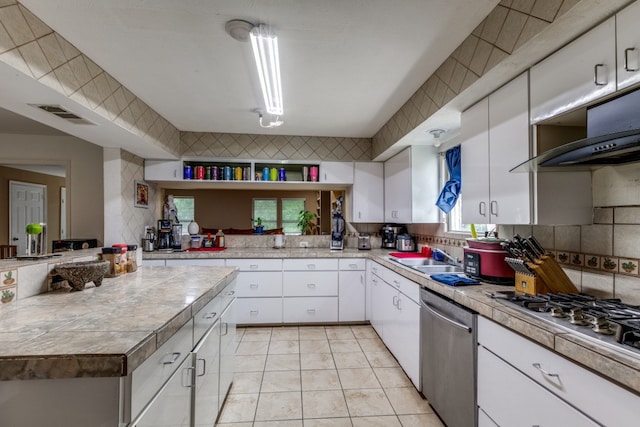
[217,325,445,427]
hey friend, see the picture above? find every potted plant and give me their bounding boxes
[297,210,317,235]
[253,217,264,235]
[1,289,15,303]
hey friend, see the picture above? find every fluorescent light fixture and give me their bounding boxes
[250,24,283,116]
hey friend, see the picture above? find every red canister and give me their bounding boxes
[194,165,205,180]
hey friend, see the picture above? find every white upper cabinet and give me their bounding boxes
[144,160,183,181]
[617,0,640,90]
[530,17,616,124]
[351,162,384,223]
[462,73,531,225]
[384,146,439,224]
[320,161,354,184]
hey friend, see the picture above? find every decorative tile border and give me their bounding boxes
[1,268,17,303]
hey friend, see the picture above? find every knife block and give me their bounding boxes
[515,272,550,295]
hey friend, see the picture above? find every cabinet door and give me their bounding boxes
[144,160,183,181]
[235,297,282,324]
[461,97,490,224]
[384,148,412,222]
[392,293,421,389]
[617,0,640,90]
[488,73,531,224]
[193,322,221,427]
[320,161,354,183]
[530,17,616,123]
[478,347,599,427]
[131,357,193,427]
[219,301,236,407]
[369,272,385,336]
[352,162,384,222]
[338,270,365,322]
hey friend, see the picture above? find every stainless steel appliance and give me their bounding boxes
[330,211,345,250]
[171,223,183,251]
[489,291,640,359]
[421,288,477,427]
[395,233,416,252]
[157,219,173,251]
[357,233,371,250]
[380,224,406,249]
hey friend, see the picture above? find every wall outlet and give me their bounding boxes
[299,241,309,248]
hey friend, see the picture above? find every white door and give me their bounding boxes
[461,98,490,224]
[9,181,46,255]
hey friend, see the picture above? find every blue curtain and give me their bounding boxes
[436,145,461,214]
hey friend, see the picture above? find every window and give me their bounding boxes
[282,198,305,234]
[253,199,277,230]
[173,196,195,234]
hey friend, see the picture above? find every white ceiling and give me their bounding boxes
[17,0,499,139]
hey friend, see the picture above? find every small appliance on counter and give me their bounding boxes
[171,223,183,251]
[357,233,371,250]
[142,226,155,252]
[330,196,345,250]
[380,224,407,249]
[395,233,416,252]
[157,219,173,252]
[463,238,514,284]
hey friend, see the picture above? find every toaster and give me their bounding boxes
[358,234,371,250]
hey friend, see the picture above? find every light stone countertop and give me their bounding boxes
[0,265,238,381]
[142,249,640,395]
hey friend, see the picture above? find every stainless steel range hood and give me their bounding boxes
[512,88,640,172]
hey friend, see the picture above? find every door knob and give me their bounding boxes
[12,237,19,241]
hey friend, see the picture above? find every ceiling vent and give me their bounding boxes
[31,104,96,125]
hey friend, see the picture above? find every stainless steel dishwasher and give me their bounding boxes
[421,287,477,427]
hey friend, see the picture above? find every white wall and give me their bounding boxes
[0,133,104,244]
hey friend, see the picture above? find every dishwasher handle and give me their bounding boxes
[421,300,472,333]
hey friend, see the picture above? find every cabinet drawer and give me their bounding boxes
[370,262,386,281]
[383,268,419,304]
[283,271,338,296]
[236,271,282,297]
[339,258,365,270]
[131,319,193,419]
[218,278,237,311]
[283,258,338,271]
[165,258,225,266]
[225,258,283,271]
[478,317,637,426]
[478,346,598,427]
[235,298,282,324]
[283,297,338,323]
[193,296,221,345]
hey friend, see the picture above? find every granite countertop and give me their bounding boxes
[0,265,238,381]
[142,249,640,394]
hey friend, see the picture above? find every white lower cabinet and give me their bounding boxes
[283,297,338,323]
[131,356,193,427]
[165,259,226,266]
[192,322,220,427]
[368,262,421,390]
[235,297,283,324]
[477,316,638,426]
[218,301,235,408]
[338,258,366,322]
[229,258,283,325]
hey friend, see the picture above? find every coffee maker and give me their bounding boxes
[330,196,345,250]
[157,219,173,251]
[380,224,406,249]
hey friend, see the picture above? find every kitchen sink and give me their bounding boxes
[413,265,464,274]
[389,257,449,267]
[389,256,464,274]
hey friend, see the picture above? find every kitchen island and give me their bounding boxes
[0,264,238,426]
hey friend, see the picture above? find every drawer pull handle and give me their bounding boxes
[183,367,195,388]
[226,290,235,296]
[532,363,559,378]
[624,47,638,71]
[250,264,259,269]
[393,280,400,287]
[594,63,607,86]
[250,283,259,288]
[250,310,259,315]
[307,264,316,269]
[164,352,181,365]
[392,295,398,307]
[307,283,316,288]
[349,263,357,268]
[307,308,316,313]
[203,311,217,319]
[222,322,229,336]
[197,358,206,376]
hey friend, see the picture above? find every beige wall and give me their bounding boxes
[164,189,320,233]
[0,133,104,245]
[0,165,65,252]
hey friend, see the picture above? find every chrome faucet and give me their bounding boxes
[433,248,463,268]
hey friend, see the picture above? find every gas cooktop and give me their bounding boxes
[489,291,640,359]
